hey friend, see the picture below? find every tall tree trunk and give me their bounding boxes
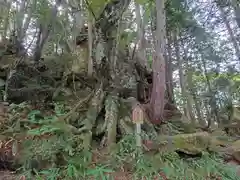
[16,0,26,42]
[165,33,175,104]
[231,0,240,29]
[15,0,34,56]
[150,0,166,124]
[204,100,211,126]
[174,33,195,123]
[84,0,131,148]
[193,93,205,126]
[33,0,61,62]
[2,0,12,39]
[135,1,148,69]
[201,55,219,127]
[19,0,34,43]
[186,66,204,126]
[87,14,93,76]
[181,42,202,124]
[217,3,240,61]
[182,51,197,124]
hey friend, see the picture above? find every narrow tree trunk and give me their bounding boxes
[166,33,175,104]
[135,1,148,68]
[193,94,205,126]
[201,55,219,126]
[185,78,196,123]
[33,0,61,62]
[231,0,240,29]
[174,33,195,123]
[87,14,93,76]
[204,101,211,127]
[174,34,185,105]
[181,41,199,124]
[150,0,166,124]
[186,66,204,126]
[217,3,240,61]
[19,0,35,42]
[16,0,26,40]
[2,1,12,39]
[9,0,27,57]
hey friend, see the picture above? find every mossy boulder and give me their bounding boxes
[231,140,240,162]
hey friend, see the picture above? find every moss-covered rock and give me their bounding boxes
[145,132,228,155]
[230,140,240,162]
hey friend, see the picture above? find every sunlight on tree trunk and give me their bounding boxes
[166,33,174,104]
[16,0,26,42]
[2,1,12,39]
[19,1,34,43]
[135,1,148,69]
[231,0,240,30]
[34,0,61,61]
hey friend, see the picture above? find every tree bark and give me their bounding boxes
[87,14,93,77]
[165,33,175,104]
[231,0,240,29]
[33,0,61,62]
[16,0,26,41]
[19,0,35,42]
[2,0,12,39]
[149,0,166,124]
[201,54,219,127]
[182,46,197,124]
[174,33,195,123]
[84,0,132,148]
[186,66,204,126]
[217,3,240,61]
[135,1,148,69]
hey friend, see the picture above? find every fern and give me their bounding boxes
[10,103,239,180]
[37,168,60,180]
[112,135,239,180]
[85,165,113,180]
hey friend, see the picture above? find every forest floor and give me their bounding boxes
[0,148,239,179]
[0,171,17,180]
[0,145,239,180]
[0,102,239,180]
[0,149,240,180]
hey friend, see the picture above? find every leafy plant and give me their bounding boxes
[85,164,113,180]
[36,168,60,180]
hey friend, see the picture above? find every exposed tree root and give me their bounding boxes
[118,117,134,135]
[102,95,119,146]
[60,91,94,123]
[81,83,106,150]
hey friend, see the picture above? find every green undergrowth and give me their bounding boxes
[4,102,239,180]
[20,135,239,180]
[112,135,239,180]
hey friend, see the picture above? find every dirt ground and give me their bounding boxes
[0,171,19,180]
